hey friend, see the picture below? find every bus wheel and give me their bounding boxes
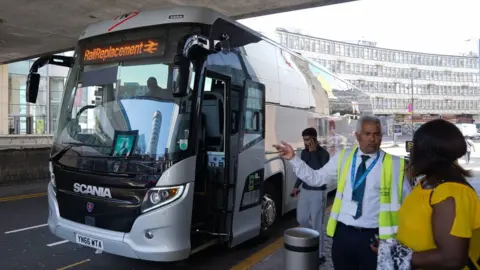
[260,183,278,234]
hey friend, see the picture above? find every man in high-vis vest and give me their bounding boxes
[274,115,412,270]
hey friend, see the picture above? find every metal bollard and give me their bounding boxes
[283,227,320,270]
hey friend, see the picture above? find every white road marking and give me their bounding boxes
[4,223,48,234]
[47,240,69,247]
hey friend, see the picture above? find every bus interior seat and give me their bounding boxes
[202,92,224,152]
[192,84,225,229]
[192,111,215,228]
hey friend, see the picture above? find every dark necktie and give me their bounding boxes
[352,155,370,219]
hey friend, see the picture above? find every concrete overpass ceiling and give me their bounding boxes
[0,0,354,64]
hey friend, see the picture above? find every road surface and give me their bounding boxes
[0,191,304,270]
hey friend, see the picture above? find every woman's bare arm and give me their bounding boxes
[411,197,470,269]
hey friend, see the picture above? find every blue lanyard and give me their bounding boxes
[350,148,380,191]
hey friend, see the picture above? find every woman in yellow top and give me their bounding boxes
[384,119,480,269]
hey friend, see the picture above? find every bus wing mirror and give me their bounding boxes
[26,72,40,103]
[171,55,190,98]
[26,54,74,104]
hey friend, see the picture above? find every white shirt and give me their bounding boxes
[289,148,412,228]
[466,139,474,152]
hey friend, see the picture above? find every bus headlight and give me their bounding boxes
[49,161,56,189]
[141,185,185,213]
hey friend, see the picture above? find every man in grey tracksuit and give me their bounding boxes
[290,127,330,264]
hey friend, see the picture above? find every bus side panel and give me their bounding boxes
[240,33,369,219]
[242,40,333,215]
[264,156,287,212]
[242,40,317,216]
[264,104,313,213]
[230,140,264,247]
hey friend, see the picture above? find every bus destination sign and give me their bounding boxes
[82,39,165,64]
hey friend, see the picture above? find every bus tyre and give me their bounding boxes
[260,182,279,237]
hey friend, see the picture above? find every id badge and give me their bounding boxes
[344,201,358,216]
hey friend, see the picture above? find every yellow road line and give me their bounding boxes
[0,192,47,202]
[57,259,91,270]
[230,237,284,270]
[230,204,332,270]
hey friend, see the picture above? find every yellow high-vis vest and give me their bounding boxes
[326,147,405,240]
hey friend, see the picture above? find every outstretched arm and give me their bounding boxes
[274,141,339,188]
[289,152,339,188]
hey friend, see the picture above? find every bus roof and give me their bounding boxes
[79,6,359,94]
[79,6,229,40]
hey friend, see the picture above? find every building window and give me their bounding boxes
[49,77,65,133]
[8,71,48,134]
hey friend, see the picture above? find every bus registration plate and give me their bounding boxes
[75,234,104,250]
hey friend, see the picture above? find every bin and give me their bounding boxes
[283,227,319,270]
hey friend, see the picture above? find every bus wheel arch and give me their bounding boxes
[260,172,283,235]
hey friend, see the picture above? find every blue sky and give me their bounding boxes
[120,98,174,157]
[117,63,172,156]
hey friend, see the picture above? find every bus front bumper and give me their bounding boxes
[47,182,193,262]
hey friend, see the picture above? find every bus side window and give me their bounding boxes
[252,111,260,131]
[243,81,265,148]
[230,88,240,134]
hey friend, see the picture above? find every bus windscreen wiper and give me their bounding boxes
[49,144,74,162]
[51,142,159,173]
[61,142,113,148]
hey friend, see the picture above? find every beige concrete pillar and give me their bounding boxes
[0,65,8,135]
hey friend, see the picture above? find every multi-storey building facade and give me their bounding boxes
[276,28,480,133]
[1,52,72,135]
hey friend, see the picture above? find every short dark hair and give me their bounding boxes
[302,127,317,137]
[410,119,471,180]
[147,77,157,86]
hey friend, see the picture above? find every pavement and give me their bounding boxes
[250,178,480,270]
[248,210,334,270]
[248,142,480,270]
[1,140,479,270]
[0,180,48,198]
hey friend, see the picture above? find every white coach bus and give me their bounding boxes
[25,6,372,262]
